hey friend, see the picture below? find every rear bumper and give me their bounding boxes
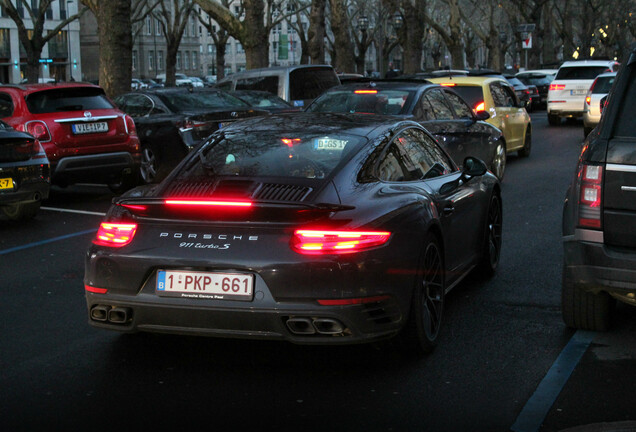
[563,230,636,303]
[52,151,140,185]
[0,162,50,205]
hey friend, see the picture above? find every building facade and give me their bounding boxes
[0,0,81,84]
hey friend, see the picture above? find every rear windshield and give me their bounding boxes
[190,131,364,179]
[555,66,610,80]
[26,87,114,113]
[506,77,525,87]
[289,68,340,102]
[306,89,414,115]
[233,92,290,108]
[517,75,553,86]
[236,76,279,94]
[592,76,615,94]
[448,86,484,108]
[158,91,249,112]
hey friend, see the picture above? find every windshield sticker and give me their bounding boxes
[314,138,348,151]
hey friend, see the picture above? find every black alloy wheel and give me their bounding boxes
[401,233,445,355]
[140,144,159,184]
[478,193,503,279]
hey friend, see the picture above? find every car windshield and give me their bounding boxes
[447,86,484,108]
[506,77,525,87]
[26,87,115,113]
[189,130,364,179]
[556,66,611,80]
[234,92,290,108]
[307,89,414,115]
[158,91,249,112]
[518,74,553,86]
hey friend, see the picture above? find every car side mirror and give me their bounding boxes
[439,157,488,194]
[475,110,490,121]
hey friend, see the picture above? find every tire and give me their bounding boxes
[561,264,614,331]
[490,140,506,181]
[139,143,160,184]
[399,233,445,355]
[548,113,561,126]
[2,201,40,221]
[518,127,531,158]
[477,193,502,279]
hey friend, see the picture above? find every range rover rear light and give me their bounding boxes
[25,120,52,142]
[291,229,391,254]
[93,223,137,247]
[578,164,603,229]
[549,84,566,91]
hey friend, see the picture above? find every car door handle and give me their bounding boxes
[443,205,455,216]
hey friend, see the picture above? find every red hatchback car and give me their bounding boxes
[0,83,140,191]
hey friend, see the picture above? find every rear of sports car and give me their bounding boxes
[84,124,420,344]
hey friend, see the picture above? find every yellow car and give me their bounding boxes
[428,76,532,157]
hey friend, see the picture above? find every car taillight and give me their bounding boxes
[165,199,253,208]
[291,229,391,255]
[549,84,566,91]
[577,164,603,229]
[93,222,138,247]
[440,83,456,87]
[354,90,378,94]
[474,101,485,111]
[124,115,137,137]
[25,120,51,142]
[585,95,592,105]
[178,118,208,132]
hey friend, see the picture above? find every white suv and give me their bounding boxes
[547,60,619,126]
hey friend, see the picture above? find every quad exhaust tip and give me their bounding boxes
[91,305,132,325]
[286,317,346,336]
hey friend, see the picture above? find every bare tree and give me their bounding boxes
[196,1,231,80]
[0,0,87,83]
[81,0,132,98]
[307,0,327,64]
[329,0,355,72]
[154,0,195,87]
[460,0,508,70]
[425,0,466,69]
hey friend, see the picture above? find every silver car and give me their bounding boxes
[583,72,617,136]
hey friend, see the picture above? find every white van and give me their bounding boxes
[215,65,340,108]
[547,60,619,125]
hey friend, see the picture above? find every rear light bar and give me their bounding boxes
[93,222,138,247]
[549,84,566,91]
[440,83,456,87]
[165,199,252,208]
[291,229,391,254]
[578,164,603,229]
[354,90,378,94]
[25,120,52,142]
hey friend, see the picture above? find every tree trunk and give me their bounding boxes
[215,38,228,80]
[401,0,426,74]
[241,0,268,68]
[329,0,355,73]
[165,41,178,87]
[307,0,326,64]
[84,0,132,98]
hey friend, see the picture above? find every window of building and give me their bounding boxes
[184,51,190,70]
[145,15,152,35]
[176,52,182,70]
[236,43,244,54]
[132,50,138,71]
[192,52,197,70]
[158,51,164,70]
[155,17,161,35]
[208,44,213,54]
[149,51,155,71]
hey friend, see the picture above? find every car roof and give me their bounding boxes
[217,65,335,82]
[559,60,618,68]
[326,79,438,92]
[427,76,506,86]
[0,82,102,95]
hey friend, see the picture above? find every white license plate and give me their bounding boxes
[570,89,586,96]
[0,177,13,190]
[314,138,347,151]
[156,270,253,301]
[72,122,108,134]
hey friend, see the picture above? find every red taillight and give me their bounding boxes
[585,96,592,105]
[281,138,301,147]
[178,119,208,131]
[93,222,138,247]
[354,90,378,94]
[578,164,603,229]
[165,199,252,208]
[549,84,566,91]
[440,83,456,87]
[474,101,485,111]
[85,285,108,294]
[317,295,390,306]
[25,120,51,142]
[124,115,137,137]
[291,229,391,254]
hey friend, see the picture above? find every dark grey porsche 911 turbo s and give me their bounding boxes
[84,112,502,354]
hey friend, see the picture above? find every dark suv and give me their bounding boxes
[562,45,636,330]
[0,83,140,192]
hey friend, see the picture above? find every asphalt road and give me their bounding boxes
[1,113,634,432]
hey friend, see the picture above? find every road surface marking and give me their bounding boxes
[41,206,106,216]
[0,229,97,256]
